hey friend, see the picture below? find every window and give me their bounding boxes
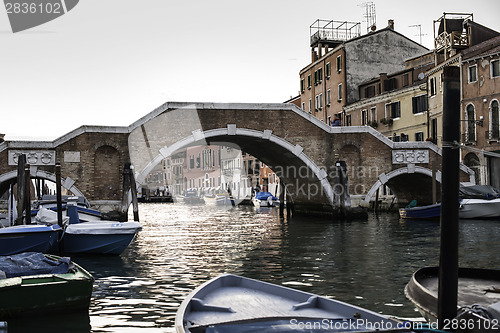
[315,95,319,111]
[385,101,401,119]
[383,78,397,91]
[412,95,428,114]
[415,132,424,141]
[318,93,323,109]
[301,102,305,110]
[327,116,332,126]
[491,100,499,140]
[492,59,500,78]
[345,114,351,126]
[336,55,342,72]
[370,107,376,122]
[300,78,305,92]
[314,68,323,85]
[365,86,375,98]
[337,83,342,101]
[402,74,409,87]
[400,133,409,142]
[326,62,331,78]
[466,104,476,142]
[307,75,311,89]
[362,110,367,125]
[326,89,331,105]
[430,77,437,96]
[308,99,312,113]
[468,65,477,83]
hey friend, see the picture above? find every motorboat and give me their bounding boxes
[0,252,94,318]
[405,266,500,329]
[0,224,61,256]
[184,190,205,205]
[61,204,141,255]
[176,273,414,333]
[252,191,279,208]
[399,185,500,220]
[215,193,234,206]
[31,195,103,222]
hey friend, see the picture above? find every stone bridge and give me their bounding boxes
[0,102,474,219]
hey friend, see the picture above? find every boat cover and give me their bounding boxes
[459,185,500,200]
[0,252,71,278]
[254,192,278,200]
[65,221,142,235]
[0,224,61,234]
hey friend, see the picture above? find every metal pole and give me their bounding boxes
[438,66,460,329]
[55,163,63,228]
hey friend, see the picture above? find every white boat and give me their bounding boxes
[175,274,406,333]
[0,224,62,255]
[459,198,500,219]
[252,192,279,208]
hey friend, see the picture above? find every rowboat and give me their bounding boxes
[0,252,94,318]
[0,224,61,256]
[176,274,413,333]
[405,267,500,325]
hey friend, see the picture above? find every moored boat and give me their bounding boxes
[0,252,94,318]
[252,191,279,208]
[62,220,141,255]
[0,224,61,255]
[176,274,414,333]
[215,193,234,206]
[405,266,500,325]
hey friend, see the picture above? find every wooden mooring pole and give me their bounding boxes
[24,164,31,224]
[55,163,64,228]
[15,154,26,225]
[438,66,460,329]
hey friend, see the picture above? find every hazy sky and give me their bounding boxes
[2,0,500,140]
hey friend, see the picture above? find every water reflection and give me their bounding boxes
[9,201,498,332]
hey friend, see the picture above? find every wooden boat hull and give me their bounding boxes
[405,266,500,322]
[0,254,94,319]
[176,274,400,333]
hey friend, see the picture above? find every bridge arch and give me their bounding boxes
[131,125,336,209]
[0,169,85,198]
[362,166,442,207]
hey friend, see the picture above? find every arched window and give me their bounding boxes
[466,104,476,142]
[490,100,499,140]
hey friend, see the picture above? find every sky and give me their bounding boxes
[1,0,500,141]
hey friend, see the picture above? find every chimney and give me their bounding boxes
[388,19,394,30]
[311,49,318,62]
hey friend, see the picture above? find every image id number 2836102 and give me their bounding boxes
[443,318,499,331]
[5,2,62,14]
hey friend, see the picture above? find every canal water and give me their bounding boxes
[7,201,500,332]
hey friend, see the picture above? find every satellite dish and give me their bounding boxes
[418,73,425,80]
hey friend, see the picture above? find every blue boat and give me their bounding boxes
[61,204,142,255]
[0,224,61,255]
[399,201,441,220]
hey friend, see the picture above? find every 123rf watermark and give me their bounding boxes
[3,0,79,33]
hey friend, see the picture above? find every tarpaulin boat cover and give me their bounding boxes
[459,185,500,200]
[0,252,71,278]
[254,192,278,200]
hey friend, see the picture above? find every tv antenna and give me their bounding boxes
[409,24,427,45]
[359,2,376,33]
